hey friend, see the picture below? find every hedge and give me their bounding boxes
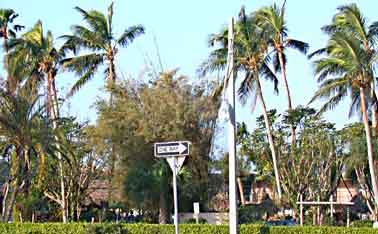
[0,223,378,234]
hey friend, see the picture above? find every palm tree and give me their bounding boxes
[0,91,51,222]
[7,21,69,222]
[319,4,378,134]
[0,8,23,93]
[60,2,145,97]
[8,21,62,117]
[200,8,283,199]
[254,1,309,144]
[310,30,378,219]
[61,2,144,208]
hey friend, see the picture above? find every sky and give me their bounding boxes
[0,0,376,131]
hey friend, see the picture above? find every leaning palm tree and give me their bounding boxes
[7,21,69,222]
[309,31,378,219]
[200,8,283,199]
[254,1,309,144]
[60,2,144,97]
[0,8,23,93]
[318,3,378,134]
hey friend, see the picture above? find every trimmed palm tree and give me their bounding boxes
[0,8,23,93]
[200,8,283,199]
[310,30,378,219]
[60,2,144,96]
[254,1,309,144]
[7,21,69,222]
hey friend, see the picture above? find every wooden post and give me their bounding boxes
[237,177,246,205]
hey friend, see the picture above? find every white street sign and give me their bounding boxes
[166,156,186,176]
[154,141,190,157]
[193,202,200,214]
[154,140,191,234]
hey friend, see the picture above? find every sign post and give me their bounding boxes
[154,141,190,234]
[193,202,200,224]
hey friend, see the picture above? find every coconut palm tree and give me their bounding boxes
[0,8,23,93]
[61,2,144,207]
[60,2,144,96]
[8,20,62,117]
[254,1,309,144]
[7,21,69,222]
[200,8,283,199]
[309,30,378,219]
[318,4,378,134]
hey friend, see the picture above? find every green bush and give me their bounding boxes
[352,219,373,227]
[1,223,378,234]
[182,218,208,224]
[269,226,378,234]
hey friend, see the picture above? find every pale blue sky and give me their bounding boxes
[0,0,376,130]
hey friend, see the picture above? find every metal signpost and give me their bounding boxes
[154,141,190,234]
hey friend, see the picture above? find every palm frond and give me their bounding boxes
[261,62,279,94]
[368,21,378,45]
[238,71,256,105]
[74,6,109,39]
[317,90,348,115]
[348,90,361,118]
[197,48,228,77]
[68,65,98,97]
[308,48,327,59]
[309,76,349,104]
[61,53,105,76]
[285,39,309,54]
[117,25,145,47]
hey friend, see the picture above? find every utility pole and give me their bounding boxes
[227,17,238,234]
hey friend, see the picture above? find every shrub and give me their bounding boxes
[352,219,373,227]
[182,218,208,224]
[1,223,378,234]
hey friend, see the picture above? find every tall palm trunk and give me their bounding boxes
[107,56,116,205]
[360,86,378,219]
[3,177,18,222]
[48,71,68,223]
[363,41,378,136]
[277,49,296,146]
[2,147,23,222]
[257,77,282,199]
[370,82,378,135]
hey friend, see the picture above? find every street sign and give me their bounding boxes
[193,202,200,214]
[154,141,190,157]
[154,140,191,234]
[166,156,186,176]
